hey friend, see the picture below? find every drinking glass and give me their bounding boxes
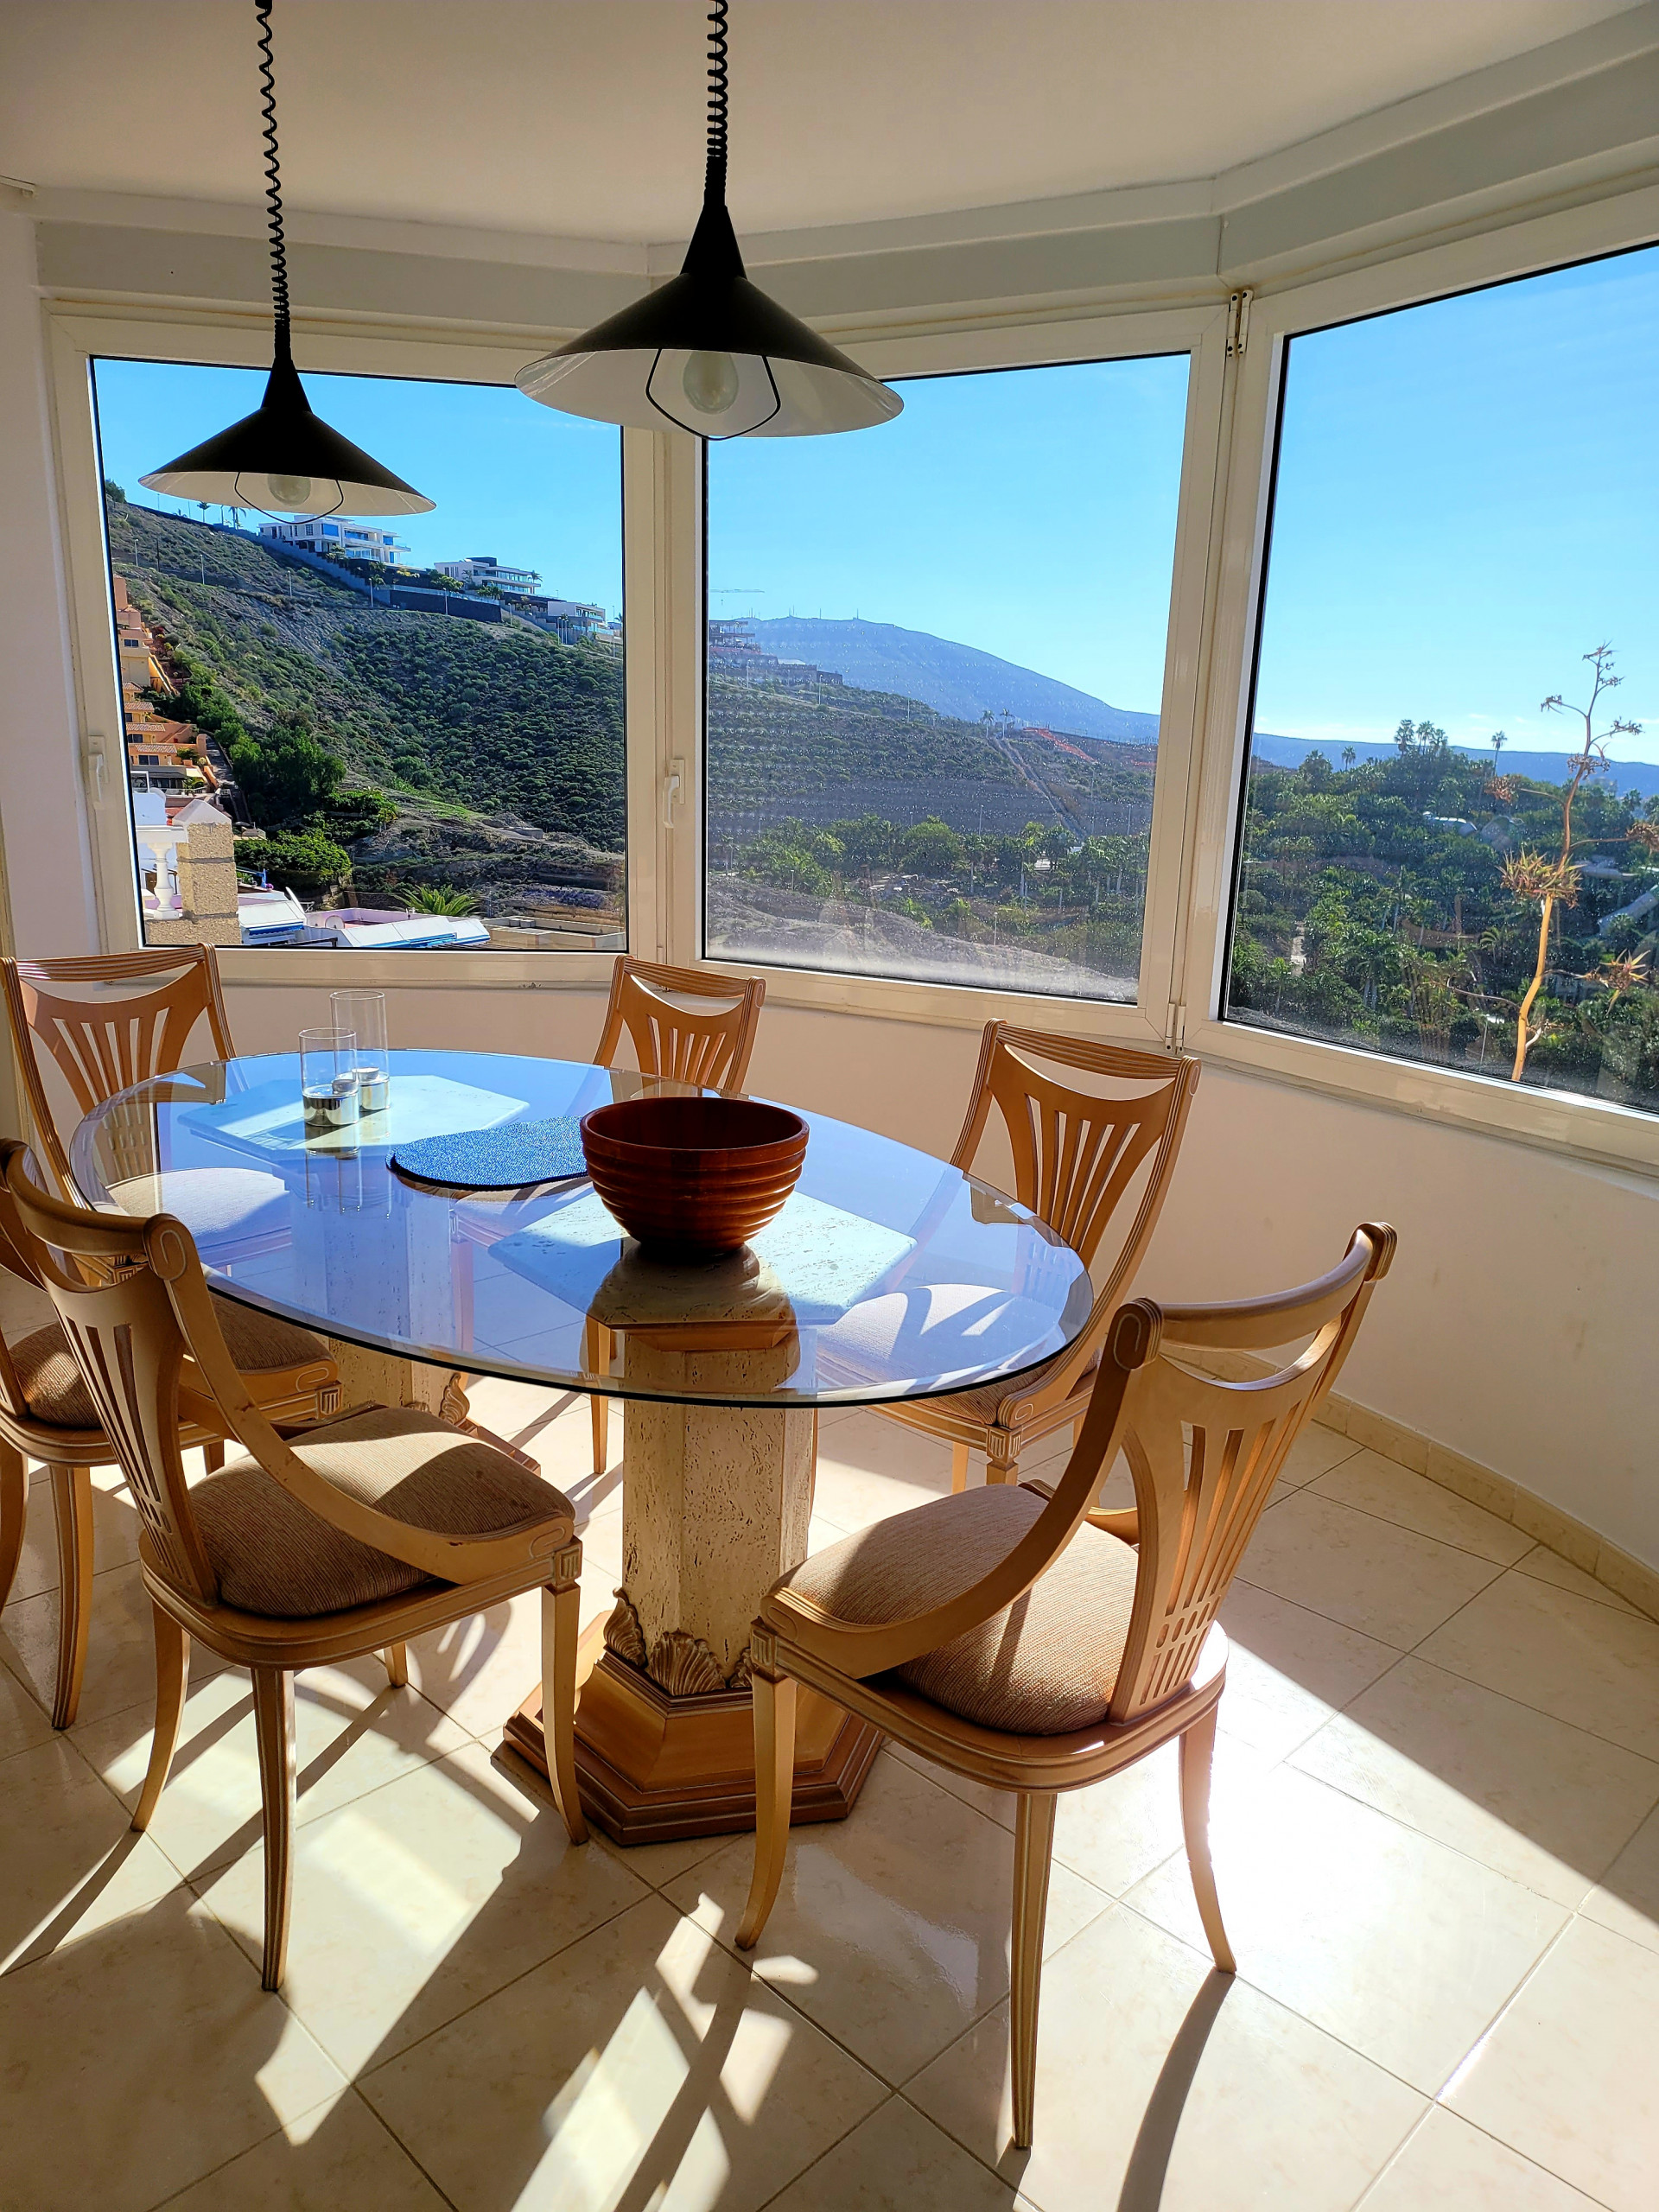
[331,989,390,1113]
[299,1027,359,1139]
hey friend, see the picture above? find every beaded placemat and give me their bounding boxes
[391,1116,588,1191]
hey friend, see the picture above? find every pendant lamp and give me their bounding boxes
[516,1,900,439]
[141,1,432,518]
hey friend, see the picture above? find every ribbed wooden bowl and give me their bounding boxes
[580,1096,808,1255]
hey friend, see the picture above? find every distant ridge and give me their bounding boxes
[747,617,1160,746]
[1249,731,1659,803]
[741,614,1659,800]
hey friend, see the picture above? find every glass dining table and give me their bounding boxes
[74,1048,1094,1844]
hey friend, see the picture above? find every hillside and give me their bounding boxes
[1250,728,1659,802]
[108,496,628,880]
[746,616,1161,743]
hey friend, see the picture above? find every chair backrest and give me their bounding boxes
[593,956,765,1091]
[769,1222,1395,1722]
[951,1023,1199,1294]
[2,1140,571,1605]
[2,949,235,1197]
[1103,1223,1395,1721]
[0,1141,60,1433]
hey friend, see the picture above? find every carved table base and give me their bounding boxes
[503,1325,884,1844]
[505,1649,882,1845]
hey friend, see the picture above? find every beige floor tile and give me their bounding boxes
[0,1733,183,1974]
[407,1571,614,1738]
[1125,1764,1566,2094]
[909,1903,1424,2209]
[1446,1916,1659,2212]
[75,1657,472,1882]
[1309,1449,1534,1566]
[810,1409,959,1531]
[1580,1801,1659,1954]
[159,2087,449,2210]
[1215,1581,1400,1761]
[480,1725,734,1891]
[665,1751,1111,2085]
[1513,1542,1642,1616]
[886,1738,1015,1833]
[1048,1735,1262,1901]
[0,1887,345,2212]
[360,1894,887,2212]
[1274,1422,1363,1489]
[1415,1571,1659,1761]
[195,1738,648,2075]
[0,1651,53,1758]
[1238,1491,1503,1649]
[767,2094,1038,2210]
[1357,2107,1604,2210]
[1291,1656,1659,1909]
[0,1557,232,1730]
[6,1470,142,1603]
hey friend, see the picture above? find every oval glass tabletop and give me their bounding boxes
[71,1050,1093,1409]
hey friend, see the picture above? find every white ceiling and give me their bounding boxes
[0,0,1644,245]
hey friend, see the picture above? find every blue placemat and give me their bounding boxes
[392,1116,588,1191]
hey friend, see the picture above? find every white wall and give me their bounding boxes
[222,976,1659,1571]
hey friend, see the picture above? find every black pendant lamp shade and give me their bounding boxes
[141,2,432,519]
[516,3,900,439]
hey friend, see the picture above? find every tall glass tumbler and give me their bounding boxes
[299,1027,359,1140]
[331,990,390,1113]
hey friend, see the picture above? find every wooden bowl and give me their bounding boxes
[580,1096,808,1255]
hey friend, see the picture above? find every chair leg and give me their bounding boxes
[132,1606,189,1830]
[382,1643,409,1688]
[987,1451,1020,1486]
[252,1668,296,1991]
[736,1668,798,1950]
[1179,1704,1236,1974]
[590,1395,609,1476]
[950,1441,970,1494]
[584,1319,613,1475]
[48,1465,93,1730]
[202,1438,225,1474]
[0,1440,25,1608]
[540,1581,588,1845]
[1010,1790,1057,2149]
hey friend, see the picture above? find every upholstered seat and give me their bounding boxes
[190,1404,574,1618]
[779,1483,1140,1734]
[7,1295,329,1432]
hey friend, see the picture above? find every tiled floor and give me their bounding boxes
[2,1388,1656,2211]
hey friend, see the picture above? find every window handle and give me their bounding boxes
[663,756,685,829]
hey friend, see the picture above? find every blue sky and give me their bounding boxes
[92,361,626,613]
[1256,243,1659,765]
[93,238,1659,760]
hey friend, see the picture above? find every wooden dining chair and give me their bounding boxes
[5,1147,588,1990]
[585,955,768,1471]
[2,948,236,1199]
[0,950,343,1723]
[737,1222,1395,2146]
[0,1141,341,1726]
[874,1022,1200,1492]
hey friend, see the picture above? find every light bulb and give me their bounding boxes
[269,473,313,507]
[681,351,741,417]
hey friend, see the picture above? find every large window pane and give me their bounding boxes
[1227,247,1659,1113]
[93,360,625,953]
[705,355,1188,999]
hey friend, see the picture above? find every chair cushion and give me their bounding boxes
[190,1404,574,1618]
[777,1484,1140,1735]
[5,1296,328,1432]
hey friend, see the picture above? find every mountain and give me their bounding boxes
[1249,730,1659,803]
[746,617,1160,745]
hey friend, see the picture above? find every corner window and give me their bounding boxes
[1226,245,1659,1114]
[92,359,626,956]
[704,354,1189,1000]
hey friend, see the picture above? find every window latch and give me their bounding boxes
[662,756,685,830]
[1226,289,1252,360]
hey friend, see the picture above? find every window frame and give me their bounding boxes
[48,305,653,995]
[1179,181,1659,1178]
[685,303,1233,1046]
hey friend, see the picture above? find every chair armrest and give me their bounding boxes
[154,1226,575,1586]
